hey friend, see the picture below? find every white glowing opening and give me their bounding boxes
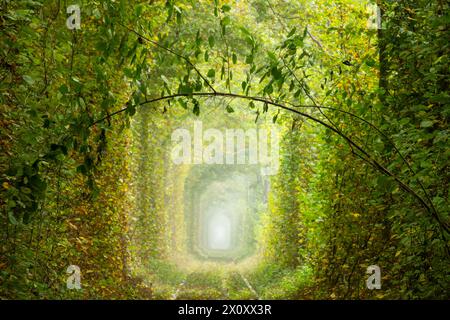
[207,211,231,250]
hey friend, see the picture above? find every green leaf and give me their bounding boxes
[420,120,434,128]
[226,105,234,113]
[178,99,188,109]
[232,53,237,64]
[221,16,231,34]
[192,100,200,116]
[208,35,215,48]
[8,212,18,225]
[20,187,32,194]
[207,69,215,78]
[161,75,170,85]
[59,84,69,94]
[23,75,35,85]
[365,58,377,67]
[78,97,86,109]
[126,103,137,116]
[287,27,296,38]
[221,4,231,12]
[273,113,279,123]
[271,66,282,80]
[221,16,231,26]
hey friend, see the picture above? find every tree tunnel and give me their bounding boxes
[184,166,266,261]
[2,0,448,301]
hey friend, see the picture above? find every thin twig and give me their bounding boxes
[119,22,217,94]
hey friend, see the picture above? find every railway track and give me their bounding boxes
[171,269,260,300]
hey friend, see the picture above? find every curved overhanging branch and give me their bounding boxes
[91,91,448,234]
[107,23,447,234]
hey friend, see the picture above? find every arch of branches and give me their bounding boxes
[90,25,448,238]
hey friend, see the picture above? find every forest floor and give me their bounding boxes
[171,268,260,300]
[138,256,315,300]
[141,258,260,299]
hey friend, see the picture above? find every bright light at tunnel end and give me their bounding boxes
[207,211,232,250]
[188,170,266,261]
